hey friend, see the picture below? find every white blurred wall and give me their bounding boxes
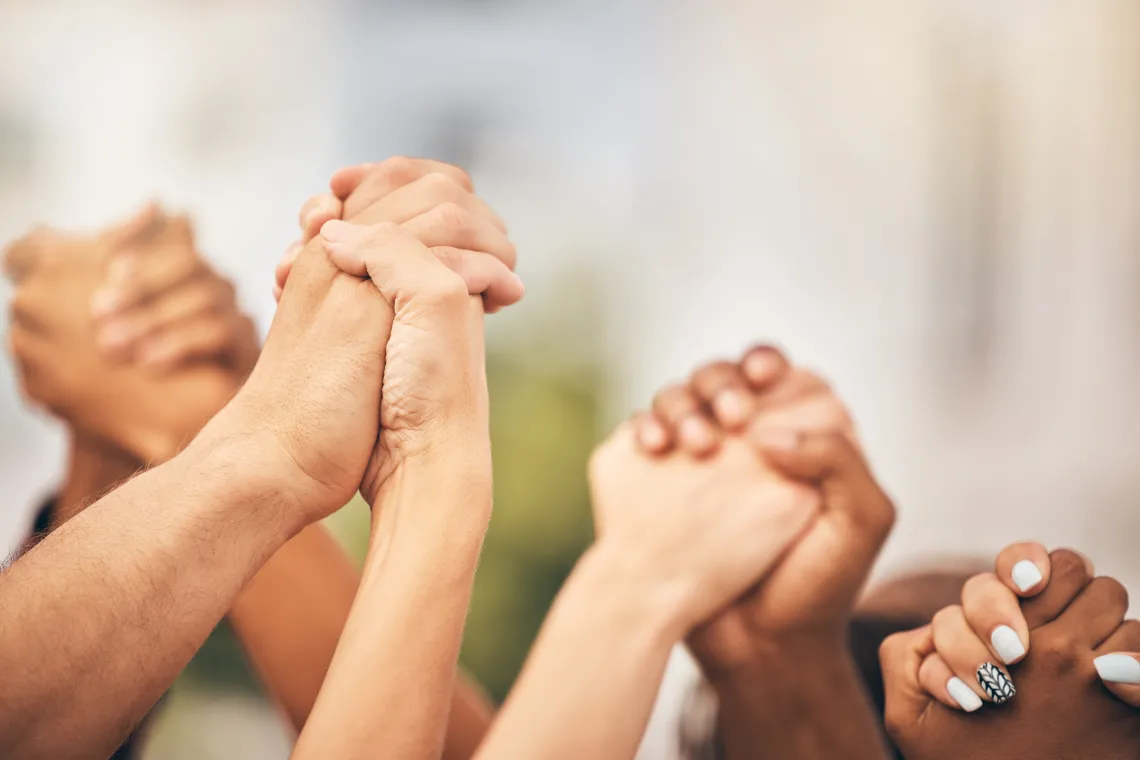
[632,0,1140,590]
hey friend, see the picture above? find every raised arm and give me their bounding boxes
[287,220,501,760]
[475,401,821,760]
[632,346,895,760]
[0,206,405,758]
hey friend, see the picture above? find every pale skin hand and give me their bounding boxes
[474,407,819,760]
[289,222,493,760]
[634,345,895,760]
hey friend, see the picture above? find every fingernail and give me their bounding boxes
[285,240,302,259]
[977,663,1016,704]
[678,416,715,452]
[752,428,800,452]
[638,420,667,450]
[510,272,526,294]
[1010,560,1044,593]
[91,289,120,316]
[946,677,983,712]
[319,219,351,243]
[1094,654,1140,684]
[713,391,752,428]
[991,626,1027,664]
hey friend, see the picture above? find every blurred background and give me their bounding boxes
[3,0,1140,757]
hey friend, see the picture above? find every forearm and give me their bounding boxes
[230,521,495,752]
[228,523,361,732]
[292,456,492,760]
[0,434,300,760]
[475,546,685,760]
[712,641,890,760]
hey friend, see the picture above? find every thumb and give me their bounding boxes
[880,625,936,740]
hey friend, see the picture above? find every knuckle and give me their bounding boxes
[432,246,459,273]
[453,167,474,191]
[744,343,788,363]
[1049,549,1090,585]
[870,491,898,533]
[690,360,739,388]
[882,709,907,741]
[419,272,468,307]
[879,631,908,668]
[652,384,695,414]
[1093,576,1130,612]
[497,238,518,267]
[961,572,1002,603]
[375,156,418,187]
[931,605,963,635]
[434,201,474,231]
[422,172,464,200]
[1033,630,1084,674]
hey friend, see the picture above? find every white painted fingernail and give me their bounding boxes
[991,626,1027,664]
[947,677,983,712]
[1094,654,1140,684]
[1010,560,1043,593]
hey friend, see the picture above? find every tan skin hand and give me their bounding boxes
[6,214,244,463]
[90,212,259,376]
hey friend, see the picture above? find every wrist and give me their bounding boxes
[178,422,311,540]
[704,630,854,692]
[688,624,852,683]
[573,541,695,646]
[368,443,493,551]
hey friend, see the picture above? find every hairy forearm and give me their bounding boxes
[475,546,685,760]
[0,435,300,760]
[713,643,890,760]
[292,455,492,760]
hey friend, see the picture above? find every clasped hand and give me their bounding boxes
[206,158,523,527]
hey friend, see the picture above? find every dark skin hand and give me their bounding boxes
[882,548,1140,760]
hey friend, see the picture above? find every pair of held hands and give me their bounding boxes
[4,158,523,516]
[882,544,1140,759]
